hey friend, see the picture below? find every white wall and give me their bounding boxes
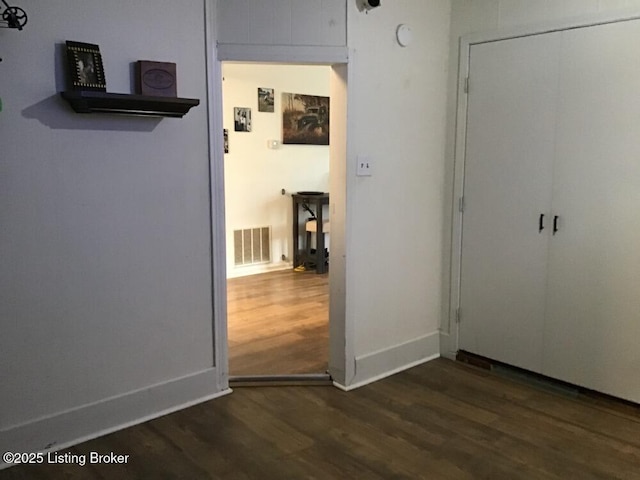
[217,0,346,47]
[0,0,460,458]
[0,0,456,458]
[222,63,330,277]
[344,0,451,386]
[0,0,225,456]
[441,0,640,356]
[215,0,451,387]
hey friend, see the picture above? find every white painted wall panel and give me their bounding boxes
[348,0,450,361]
[216,0,446,388]
[497,0,552,26]
[218,0,250,44]
[498,0,599,26]
[548,0,599,18]
[451,0,498,36]
[217,0,346,47]
[601,0,640,9]
[247,0,280,45]
[0,0,216,433]
[291,1,325,45]
[319,0,348,46]
[272,0,294,45]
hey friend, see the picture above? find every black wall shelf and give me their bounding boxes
[60,91,200,118]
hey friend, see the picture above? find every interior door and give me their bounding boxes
[459,33,561,372]
[542,20,640,402]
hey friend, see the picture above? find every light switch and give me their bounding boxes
[356,156,373,176]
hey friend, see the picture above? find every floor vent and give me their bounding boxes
[234,227,271,266]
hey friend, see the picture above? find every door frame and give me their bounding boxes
[206,4,352,388]
[445,8,640,358]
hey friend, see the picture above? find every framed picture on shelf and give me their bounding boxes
[65,40,106,91]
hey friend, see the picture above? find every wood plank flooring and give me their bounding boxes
[3,358,640,479]
[227,269,329,376]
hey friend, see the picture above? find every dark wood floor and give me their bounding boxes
[3,358,640,479]
[227,269,329,376]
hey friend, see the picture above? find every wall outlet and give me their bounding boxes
[356,156,373,176]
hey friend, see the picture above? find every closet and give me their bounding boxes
[458,18,640,403]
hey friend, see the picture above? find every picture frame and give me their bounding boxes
[258,87,275,112]
[65,41,106,91]
[234,107,252,132]
[282,93,329,145]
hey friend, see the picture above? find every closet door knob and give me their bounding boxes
[553,215,559,235]
[539,214,545,233]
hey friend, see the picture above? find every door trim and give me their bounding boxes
[207,32,351,388]
[206,1,230,391]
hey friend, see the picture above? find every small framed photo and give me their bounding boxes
[65,41,106,91]
[258,87,275,112]
[234,107,251,132]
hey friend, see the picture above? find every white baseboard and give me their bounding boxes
[226,262,291,279]
[333,332,440,391]
[1,368,230,469]
[439,331,458,360]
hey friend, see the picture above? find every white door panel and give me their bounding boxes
[459,33,561,372]
[543,20,640,402]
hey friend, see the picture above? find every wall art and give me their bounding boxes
[282,93,329,145]
[65,41,106,91]
[258,87,274,112]
[234,107,251,132]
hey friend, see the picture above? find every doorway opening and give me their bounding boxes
[220,62,347,382]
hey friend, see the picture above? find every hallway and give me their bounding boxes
[227,270,329,376]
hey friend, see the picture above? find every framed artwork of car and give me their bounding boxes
[282,92,329,145]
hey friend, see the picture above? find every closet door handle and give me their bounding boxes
[538,214,545,233]
[553,215,559,235]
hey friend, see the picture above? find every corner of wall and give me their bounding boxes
[336,332,440,390]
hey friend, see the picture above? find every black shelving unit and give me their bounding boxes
[60,91,200,118]
[292,192,330,274]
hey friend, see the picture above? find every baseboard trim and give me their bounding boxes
[227,263,291,279]
[333,332,440,391]
[1,368,229,468]
[439,330,458,360]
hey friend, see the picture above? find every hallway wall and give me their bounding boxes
[222,63,330,278]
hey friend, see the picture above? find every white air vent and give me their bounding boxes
[233,227,271,266]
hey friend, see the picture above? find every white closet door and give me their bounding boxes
[543,20,640,402]
[459,33,561,372]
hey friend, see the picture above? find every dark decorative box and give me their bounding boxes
[135,61,177,97]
